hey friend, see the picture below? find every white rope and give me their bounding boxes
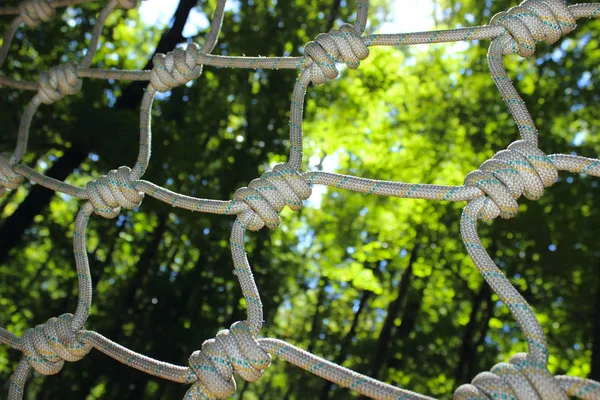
[454,353,600,399]
[85,166,144,219]
[234,163,312,231]
[1,0,600,399]
[150,43,203,93]
[0,152,24,195]
[20,313,91,376]
[304,23,370,85]
[37,61,82,104]
[491,0,577,57]
[185,321,271,399]
[464,140,557,220]
[18,0,54,28]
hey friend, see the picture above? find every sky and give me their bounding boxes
[138,0,435,38]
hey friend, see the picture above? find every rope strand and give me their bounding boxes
[2,0,600,399]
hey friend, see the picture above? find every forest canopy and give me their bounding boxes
[0,0,599,399]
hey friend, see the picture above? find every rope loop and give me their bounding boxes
[185,321,271,399]
[303,23,369,85]
[0,152,24,194]
[20,313,91,376]
[454,353,580,400]
[490,0,576,57]
[115,0,138,10]
[86,166,144,219]
[18,0,55,28]
[150,43,203,93]
[38,61,82,104]
[465,140,557,220]
[234,163,312,231]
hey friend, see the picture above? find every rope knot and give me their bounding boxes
[86,166,144,219]
[185,321,271,399]
[490,0,576,57]
[453,352,600,399]
[0,152,24,196]
[18,0,55,28]
[115,0,138,9]
[303,23,369,85]
[20,313,91,376]
[38,61,82,104]
[465,140,557,221]
[234,163,312,231]
[150,43,203,93]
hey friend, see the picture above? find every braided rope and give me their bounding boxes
[19,313,91,376]
[37,61,82,104]
[464,140,557,221]
[149,43,203,93]
[18,0,55,28]
[185,321,271,399]
[491,0,577,56]
[85,166,144,218]
[304,23,370,85]
[454,352,600,399]
[1,0,600,399]
[234,163,312,231]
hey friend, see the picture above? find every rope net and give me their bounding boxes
[1,0,599,398]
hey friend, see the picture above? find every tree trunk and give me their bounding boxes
[115,0,198,109]
[366,246,418,383]
[283,276,330,399]
[319,290,371,400]
[465,287,494,382]
[90,222,126,292]
[114,213,168,334]
[307,277,330,354]
[238,380,250,399]
[382,286,425,379]
[74,214,168,399]
[325,0,342,31]
[454,283,491,385]
[590,258,600,380]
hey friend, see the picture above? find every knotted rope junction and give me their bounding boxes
[1,0,600,399]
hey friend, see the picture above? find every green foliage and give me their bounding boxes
[1,0,599,399]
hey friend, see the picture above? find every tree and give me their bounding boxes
[1,0,599,399]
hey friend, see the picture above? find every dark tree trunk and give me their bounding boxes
[388,285,425,374]
[454,283,491,385]
[75,214,168,399]
[325,0,342,31]
[465,287,494,382]
[238,380,250,399]
[115,0,198,109]
[366,246,418,383]
[394,290,423,341]
[590,258,600,380]
[90,222,126,292]
[307,277,330,354]
[319,290,371,400]
[283,276,330,399]
[258,379,274,399]
[116,213,168,332]
[124,236,180,400]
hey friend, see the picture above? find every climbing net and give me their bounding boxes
[1,0,600,398]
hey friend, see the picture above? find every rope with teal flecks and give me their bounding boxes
[2,0,600,399]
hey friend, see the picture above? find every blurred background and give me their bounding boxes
[0,0,599,398]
